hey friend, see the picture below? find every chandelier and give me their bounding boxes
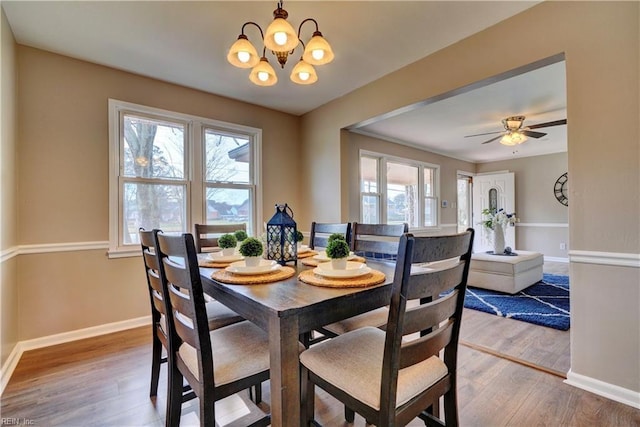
[226,1,334,86]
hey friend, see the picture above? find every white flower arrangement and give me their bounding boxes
[480,208,518,230]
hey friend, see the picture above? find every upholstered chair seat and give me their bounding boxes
[178,321,270,385]
[300,326,448,410]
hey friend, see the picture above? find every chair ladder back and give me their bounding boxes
[194,223,246,253]
[404,263,466,301]
[399,319,454,369]
[410,233,474,264]
[309,222,352,249]
[167,285,200,350]
[156,233,215,382]
[380,229,474,423]
[402,290,458,336]
[140,229,167,323]
[351,222,408,256]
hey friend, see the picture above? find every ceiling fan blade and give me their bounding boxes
[481,135,503,144]
[464,130,504,138]
[522,130,546,138]
[526,119,567,130]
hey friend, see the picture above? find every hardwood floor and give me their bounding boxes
[3,262,639,426]
[3,327,639,425]
[459,260,571,375]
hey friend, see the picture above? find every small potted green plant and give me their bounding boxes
[239,237,264,267]
[295,230,304,249]
[218,233,237,256]
[234,229,248,249]
[327,233,346,245]
[325,238,350,269]
[234,229,248,242]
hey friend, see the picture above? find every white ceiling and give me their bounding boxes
[353,60,567,163]
[2,1,567,163]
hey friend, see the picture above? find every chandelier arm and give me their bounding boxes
[241,21,265,39]
[297,18,319,38]
[293,39,306,55]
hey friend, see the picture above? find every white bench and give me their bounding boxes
[468,250,544,294]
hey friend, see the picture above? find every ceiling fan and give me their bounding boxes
[465,115,567,145]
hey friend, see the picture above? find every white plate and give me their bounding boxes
[226,259,281,275]
[312,251,356,261]
[297,245,311,254]
[313,262,371,278]
[207,252,244,262]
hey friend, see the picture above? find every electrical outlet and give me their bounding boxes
[560,242,566,250]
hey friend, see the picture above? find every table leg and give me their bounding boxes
[269,315,300,427]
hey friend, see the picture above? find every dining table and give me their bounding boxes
[199,258,396,427]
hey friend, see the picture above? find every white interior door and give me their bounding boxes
[472,172,515,252]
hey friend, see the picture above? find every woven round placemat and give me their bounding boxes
[298,268,385,288]
[297,250,319,259]
[211,266,296,285]
[199,260,233,268]
[301,255,366,267]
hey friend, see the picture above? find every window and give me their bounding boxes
[360,156,380,223]
[109,100,261,257]
[359,151,439,229]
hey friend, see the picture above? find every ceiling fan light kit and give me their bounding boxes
[227,1,334,86]
[500,131,527,146]
[465,115,567,146]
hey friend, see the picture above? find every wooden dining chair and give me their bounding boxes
[155,231,271,427]
[138,229,244,402]
[194,223,246,253]
[350,222,409,260]
[308,222,352,249]
[301,229,475,426]
[319,222,408,337]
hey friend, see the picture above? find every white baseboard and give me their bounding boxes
[0,343,23,396]
[565,369,640,409]
[0,315,151,395]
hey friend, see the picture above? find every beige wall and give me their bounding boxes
[478,152,569,258]
[301,2,640,395]
[14,46,301,340]
[1,9,19,366]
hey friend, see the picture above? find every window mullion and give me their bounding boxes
[380,157,387,223]
[418,165,424,229]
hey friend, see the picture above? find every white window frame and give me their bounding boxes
[359,155,381,224]
[359,150,440,231]
[108,99,262,258]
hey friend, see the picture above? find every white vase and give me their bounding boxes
[331,258,348,270]
[221,248,235,256]
[493,225,505,254]
[244,256,262,267]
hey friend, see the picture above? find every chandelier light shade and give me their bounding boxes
[290,59,318,85]
[500,131,528,146]
[302,32,334,65]
[264,14,299,53]
[227,35,260,68]
[249,57,278,86]
[227,0,333,86]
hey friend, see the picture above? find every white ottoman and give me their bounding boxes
[468,250,543,294]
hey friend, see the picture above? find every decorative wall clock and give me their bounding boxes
[554,172,568,206]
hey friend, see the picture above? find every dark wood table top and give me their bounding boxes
[199,259,396,332]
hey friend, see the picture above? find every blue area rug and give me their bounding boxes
[464,273,570,330]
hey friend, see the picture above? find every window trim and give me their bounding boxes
[359,149,440,231]
[108,99,262,258]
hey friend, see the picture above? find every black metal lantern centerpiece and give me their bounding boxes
[266,203,297,266]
